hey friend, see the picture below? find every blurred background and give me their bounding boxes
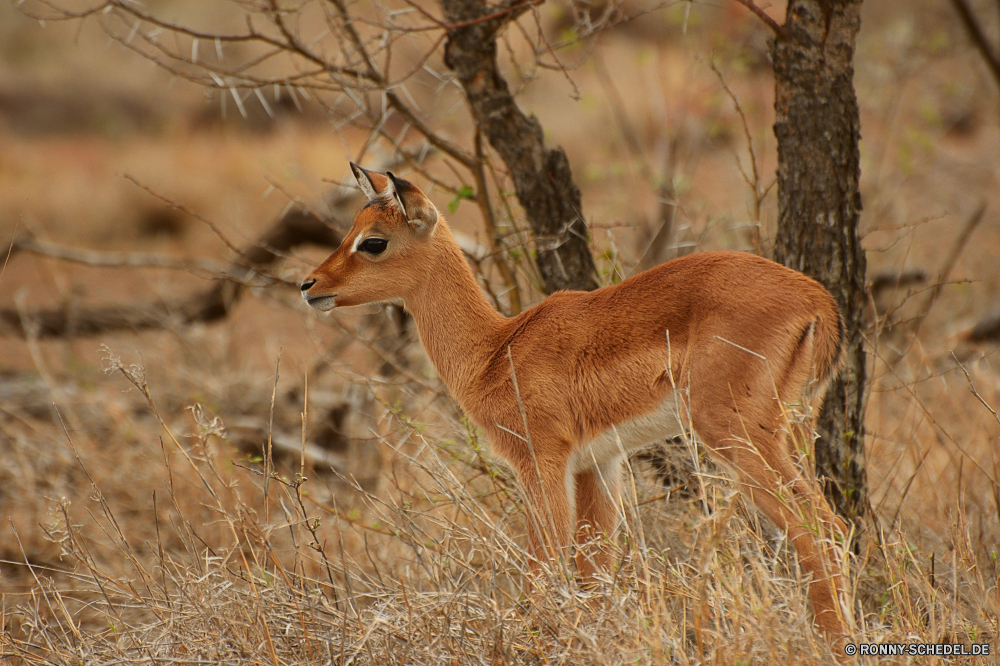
[0,0,998,655]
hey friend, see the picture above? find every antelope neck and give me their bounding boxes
[403,223,509,402]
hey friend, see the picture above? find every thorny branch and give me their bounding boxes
[18,0,637,303]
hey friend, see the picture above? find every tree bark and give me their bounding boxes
[771,0,868,522]
[442,0,598,293]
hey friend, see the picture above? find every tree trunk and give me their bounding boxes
[771,0,868,522]
[442,0,598,294]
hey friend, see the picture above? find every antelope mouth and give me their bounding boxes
[305,294,337,311]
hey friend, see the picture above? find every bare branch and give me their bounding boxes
[952,353,1000,428]
[731,0,786,38]
[15,0,111,22]
[950,0,1000,91]
[1,208,346,339]
[323,0,479,168]
[2,281,240,339]
[123,175,255,266]
[906,202,987,344]
[706,57,764,246]
[386,92,477,169]
[325,0,383,77]
[10,238,227,276]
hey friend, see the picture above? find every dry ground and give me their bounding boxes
[0,0,998,663]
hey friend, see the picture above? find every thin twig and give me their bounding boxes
[473,130,522,315]
[952,352,1000,429]
[1,219,18,287]
[124,175,252,266]
[706,57,764,236]
[907,202,987,344]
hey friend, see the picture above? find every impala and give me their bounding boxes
[301,164,850,637]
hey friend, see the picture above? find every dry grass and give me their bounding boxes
[0,344,994,664]
[2,0,1000,663]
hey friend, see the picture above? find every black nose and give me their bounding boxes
[300,278,317,292]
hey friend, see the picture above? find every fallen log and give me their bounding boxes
[2,206,347,339]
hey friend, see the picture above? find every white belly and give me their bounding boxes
[569,396,685,474]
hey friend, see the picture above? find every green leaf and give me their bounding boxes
[447,185,475,213]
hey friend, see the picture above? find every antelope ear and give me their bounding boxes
[383,173,404,215]
[387,172,439,234]
[350,162,380,200]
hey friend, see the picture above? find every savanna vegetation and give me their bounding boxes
[1,0,998,663]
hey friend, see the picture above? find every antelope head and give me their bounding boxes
[301,163,439,310]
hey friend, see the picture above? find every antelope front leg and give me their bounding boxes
[516,455,574,574]
[574,457,623,582]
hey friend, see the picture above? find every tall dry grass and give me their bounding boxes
[0,337,995,664]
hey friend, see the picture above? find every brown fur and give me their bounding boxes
[303,165,850,638]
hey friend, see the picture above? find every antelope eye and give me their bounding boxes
[359,238,388,255]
